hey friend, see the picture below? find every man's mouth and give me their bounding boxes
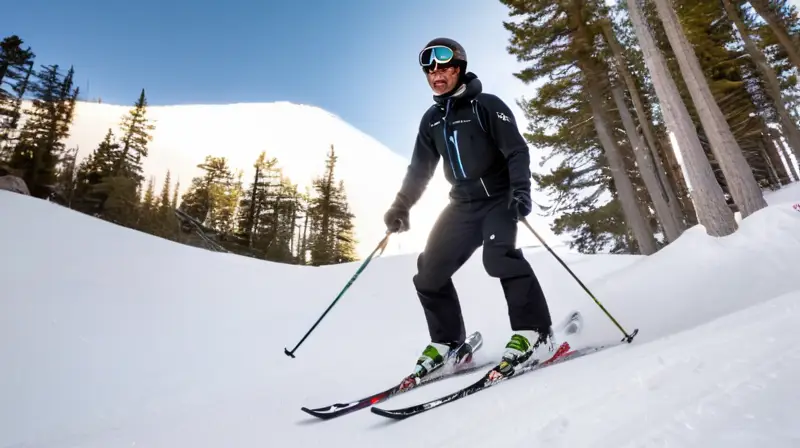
[433,79,447,88]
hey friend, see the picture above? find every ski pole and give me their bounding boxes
[284,231,393,358]
[519,216,638,343]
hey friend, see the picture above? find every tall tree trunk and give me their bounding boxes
[722,0,800,161]
[600,18,687,226]
[653,0,768,218]
[653,126,698,224]
[611,84,684,242]
[247,167,261,249]
[758,139,781,188]
[289,199,297,256]
[565,0,658,254]
[748,0,800,72]
[760,121,791,183]
[770,127,800,181]
[590,89,658,254]
[301,212,309,264]
[626,0,737,236]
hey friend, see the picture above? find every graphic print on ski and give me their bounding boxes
[300,310,583,420]
[300,331,488,420]
[371,331,638,420]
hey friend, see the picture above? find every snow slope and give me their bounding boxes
[60,101,562,258]
[1,183,799,448]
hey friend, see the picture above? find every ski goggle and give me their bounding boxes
[419,45,454,68]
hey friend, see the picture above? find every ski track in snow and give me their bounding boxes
[0,183,799,447]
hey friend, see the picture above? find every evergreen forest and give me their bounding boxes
[0,34,357,265]
[3,0,800,259]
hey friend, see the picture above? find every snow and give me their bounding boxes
[1,182,799,447]
[59,100,563,258]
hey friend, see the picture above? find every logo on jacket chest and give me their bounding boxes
[431,119,471,127]
[431,118,471,128]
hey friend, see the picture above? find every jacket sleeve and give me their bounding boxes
[392,110,440,210]
[479,94,531,194]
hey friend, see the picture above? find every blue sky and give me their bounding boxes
[2,0,538,158]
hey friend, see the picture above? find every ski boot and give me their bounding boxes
[489,328,556,381]
[400,331,483,390]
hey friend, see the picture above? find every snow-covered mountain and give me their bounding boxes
[63,100,561,257]
[0,183,798,447]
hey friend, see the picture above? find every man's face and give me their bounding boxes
[426,64,460,95]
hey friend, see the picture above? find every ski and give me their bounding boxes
[370,329,637,420]
[300,331,488,420]
[301,310,585,420]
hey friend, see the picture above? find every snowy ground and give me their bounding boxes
[1,184,799,448]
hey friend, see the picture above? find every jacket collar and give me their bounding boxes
[433,72,482,106]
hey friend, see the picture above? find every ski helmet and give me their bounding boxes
[419,37,467,73]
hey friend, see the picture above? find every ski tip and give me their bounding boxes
[300,406,333,420]
[371,406,408,420]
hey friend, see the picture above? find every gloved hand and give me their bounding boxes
[509,189,532,218]
[384,205,410,233]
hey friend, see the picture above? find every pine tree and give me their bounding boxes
[600,16,687,239]
[500,0,662,253]
[264,177,305,263]
[296,187,312,264]
[748,0,800,73]
[228,150,314,263]
[81,89,156,226]
[113,88,154,186]
[171,178,180,209]
[689,1,782,185]
[235,151,281,250]
[621,0,739,236]
[9,63,79,198]
[158,170,172,211]
[332,179,357,262]
[726,0,800,166]
[179,155,240,233]
[653,0,768,218]
[308,145,357,264]
[0,35,35,159]
[72,128,119,214]
[139,175,156,231]
[54,145,78,205]
[610,4,699,224]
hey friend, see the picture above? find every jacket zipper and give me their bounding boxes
[442,101,458,179]
[479,178,490,196]
[443,99,467,180]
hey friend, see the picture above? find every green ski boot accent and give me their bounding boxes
[498,329,555,376]
[505,334,532,353]
[413,342,451,379]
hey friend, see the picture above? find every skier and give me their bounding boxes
[383,38,556,379]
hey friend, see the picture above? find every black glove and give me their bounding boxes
[384,205,410,233]
[509,189,532,218]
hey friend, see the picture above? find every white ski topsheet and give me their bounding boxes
[1,183,799,448]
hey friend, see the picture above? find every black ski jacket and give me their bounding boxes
[392,72,531,210]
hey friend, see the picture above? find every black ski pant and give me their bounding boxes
[412,196,552,345]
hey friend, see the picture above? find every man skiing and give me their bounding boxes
[383,37,556,380]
